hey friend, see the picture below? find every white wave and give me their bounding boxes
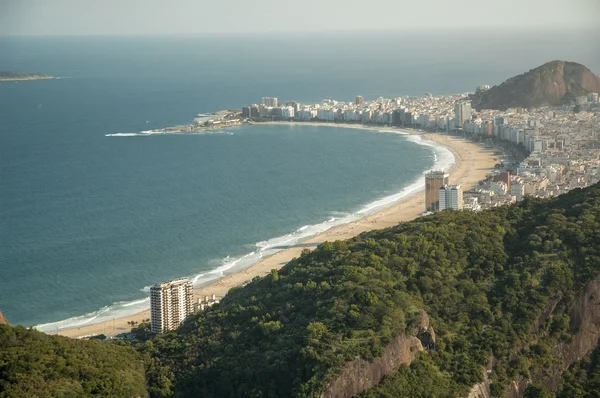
[105,133,142,137]
[35,297,150,333]
[106,129,234,137]
[38,127,455,333]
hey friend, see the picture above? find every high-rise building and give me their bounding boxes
[425,171,449,212]
[355,95,364,105]
[439,185,463,211]
[150,278,194,334]
[242,104,260,118]
[286,101,301,112]
[262,97,278,107]
[454,100,472,127]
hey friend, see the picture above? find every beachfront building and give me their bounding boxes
[194,294,221,312]
[425,170,449,212]
[150,278,194,334]
[262,97,278,108]
[439,184,463,211]
[454,100,472,127]
[355,95,364,105]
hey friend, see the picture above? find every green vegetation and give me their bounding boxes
[144,183,600,397]
[2,183,600,397]
[0,325,148,397]
[557,346,600,397]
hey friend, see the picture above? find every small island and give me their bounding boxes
[0,71,53,82]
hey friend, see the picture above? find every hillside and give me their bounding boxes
[0,326,148,397]
[470,61,600,110]
[145,182,600,397]
[2,184,600,397]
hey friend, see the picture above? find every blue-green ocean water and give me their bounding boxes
[1,31,598,329]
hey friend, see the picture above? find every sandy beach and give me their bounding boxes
[52,125,497,339]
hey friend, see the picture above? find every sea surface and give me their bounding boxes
[1,30,598,330]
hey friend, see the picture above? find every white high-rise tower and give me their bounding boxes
[150,278,194,334]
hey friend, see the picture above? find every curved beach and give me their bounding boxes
[51,128,496,338]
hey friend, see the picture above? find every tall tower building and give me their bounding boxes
[262,97,278,107]
[439,185,463,211]
[150,278,194,334]
[355,95,364,105]
[454,100,472,127]
[425,171,449,212]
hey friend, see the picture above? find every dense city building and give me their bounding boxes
[454,100,472,126]
[150,278,194,334]
[262,97,278,107]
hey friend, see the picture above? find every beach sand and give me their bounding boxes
[52,127,497,339]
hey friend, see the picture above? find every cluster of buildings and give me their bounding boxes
[150,278,220,334]
[244,87,600,208]
[424,171,463,213]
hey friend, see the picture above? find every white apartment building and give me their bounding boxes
[317,108,336,122]
[262,97,278,107]
[281,106,295,119]
[439,184,463,211]
[150,278,194,334]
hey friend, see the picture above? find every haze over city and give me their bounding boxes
[2,0,599,36]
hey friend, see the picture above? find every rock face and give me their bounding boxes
[0,311,9,326]
[466,275,600,398]
[471,60,600,110]
[321,333,424,398]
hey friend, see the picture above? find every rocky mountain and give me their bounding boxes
[0,311,8,325]
[471,60,600,110]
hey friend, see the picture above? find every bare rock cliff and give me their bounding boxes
[321,333,423,398]
[466,275,600,398]
[0,311,9,326]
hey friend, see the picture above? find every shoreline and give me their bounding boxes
[47,126,496,339]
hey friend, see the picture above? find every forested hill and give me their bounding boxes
[145,182,600,397]
[2,183,600,397]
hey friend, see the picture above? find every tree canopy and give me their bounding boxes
[3,183,600,397]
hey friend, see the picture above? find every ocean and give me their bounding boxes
[1,30,598,330]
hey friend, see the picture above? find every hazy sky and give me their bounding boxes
[1,0,599,36]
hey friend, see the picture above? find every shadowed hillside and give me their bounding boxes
[471,61,600,110]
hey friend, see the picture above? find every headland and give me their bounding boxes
[0,71,54,82]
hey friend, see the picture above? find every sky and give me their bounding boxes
[1,0,599,36]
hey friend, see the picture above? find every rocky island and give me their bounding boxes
[0,71,54,82]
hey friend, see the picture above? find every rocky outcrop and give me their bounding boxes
[470,60,600,110]
[321,309,436,398]
[466,275,600,397]
[321,333,424,398]
[0,311,10,326]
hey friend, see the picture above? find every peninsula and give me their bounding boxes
[0,71,53,82]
